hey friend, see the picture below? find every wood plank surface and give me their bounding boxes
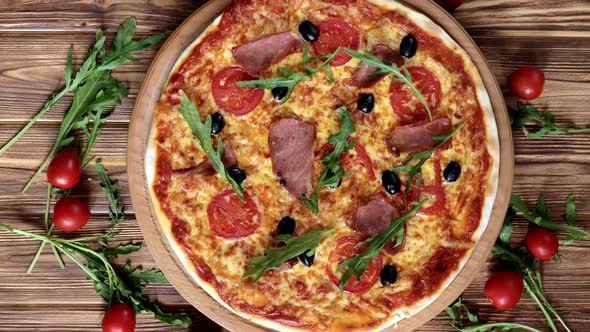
[1,0,589,331]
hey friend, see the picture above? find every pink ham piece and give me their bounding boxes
[351,197,400,237]
[174,140,237,177]
[387,117,452,155]
[352,43,404,88]
[232,31,303,76]
[269,118,316,198]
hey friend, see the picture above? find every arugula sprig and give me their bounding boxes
[446,297,542,332]
[177,90,245,202]
[336,200,426,291]
[0,18,164,192]
[242,228,334,283]
[509,102,590,138]
[301,106,356,215]
[236,45,339,104]
[344,48,432,120]
[490,194,589,332]
[391,123,464,200]
[0,164,191,328]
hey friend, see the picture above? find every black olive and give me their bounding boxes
[382,170,401,195]
[443,161,461,182]
[277,216,296,235]
[357,93,375,114]
[380,264,398,286]
[227,167,246,184]
[279,179,286,187]
[298,20,320,42]
[271,86,289,101]
[399,34,418,58]
[210,112,225,135]
[326,169,342,189]
[298,249,315,267]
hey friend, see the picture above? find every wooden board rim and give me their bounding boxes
[127,0,514,331]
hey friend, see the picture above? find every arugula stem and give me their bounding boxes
[525,268,572,332]
[458,322,542,332]
[524,275,558,332]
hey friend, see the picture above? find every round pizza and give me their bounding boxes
[145,0,500,330]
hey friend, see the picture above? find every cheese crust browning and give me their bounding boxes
[146,0,498,330]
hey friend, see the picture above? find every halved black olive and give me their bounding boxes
[277,216,296,235]
[210,112,225,135]
[399,34,418,58]
[298,249,315,267]
[382,170,401,195]
[443,161,461,182]
[298,20,320,42]
[272,86,289,101]
[228,167,246,184]
[357,93,375,114]
[380,264,398,286]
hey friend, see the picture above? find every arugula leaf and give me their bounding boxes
[344,48,432,120]
[336,200,426,291]
[391,123,464,200]
[242,228,334,283]
[177,90,245,202]
[103,244,142,258]
[509,102,590,138]
[96,160,125,226]
[236,45,340,104]
[302,106,356,215]
[12,17,163,192]
[511,194,589,244]
[446,297,542,332]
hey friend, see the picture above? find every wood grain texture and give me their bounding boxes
[0,0,589,331]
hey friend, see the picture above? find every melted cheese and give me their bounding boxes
[147,0,498,331]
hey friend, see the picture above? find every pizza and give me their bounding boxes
[145,0,499,330]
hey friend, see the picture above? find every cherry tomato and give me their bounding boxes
[53,197,90,233]
[327,236,382,293]
[312,19,360,67]
[484,271,524,310]
[102,303,136,332]
[47,150,82,189]
[507,67,545,100]
[207,189,260,238]
[525,227,559,260]
[390,66,442,125]
[434,0,464,12]
[212,66,264,115]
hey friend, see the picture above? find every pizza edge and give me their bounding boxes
[143,0,500,331]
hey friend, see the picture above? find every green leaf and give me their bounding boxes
[564,195,576,226]
[534,195,550,220]
[509,102,590,138]
[177,91,245,202]
[336,201,426,290]
[498,208,515,245]
[127,267,170,284]
[96,160,125,226]
[103,244,141,258]
[242,229,334,283]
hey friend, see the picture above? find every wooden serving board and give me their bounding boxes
[2,0,590,331]
[127,0,512,331]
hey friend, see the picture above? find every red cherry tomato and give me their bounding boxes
[207,189,260,238]
[390,66,442,125]
[434,0,464,12]
[507,67,545,100]
[47,150,82,189]
[312,19,360,67]
[327,236,382,293]
[53,197,91,233]
[484,271,524,310]
[102,303,136,332]
[212,66,264,115]
[525,227,559,261]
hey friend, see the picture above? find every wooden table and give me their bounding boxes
[1,1,589,331]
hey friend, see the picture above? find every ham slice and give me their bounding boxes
[269,118,316,198]
[174,140,237,177]
[232,31,303,76]
[352,44,404,88]
[387,117,452,155]
[351,197,400,236]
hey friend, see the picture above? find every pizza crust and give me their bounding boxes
[144,1,500,331]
